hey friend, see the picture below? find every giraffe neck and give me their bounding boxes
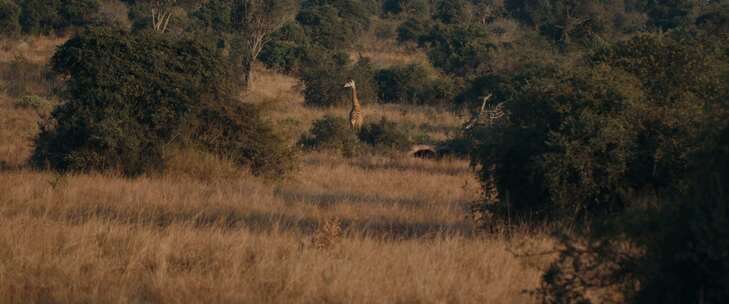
[350,86,361,110]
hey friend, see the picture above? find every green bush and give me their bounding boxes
[374,63,455,105]
[470,64,642,220]
[300,51,377,107]
[537,125,729,304]
[384,0,430,17]
[470,33,728,222]
[13,95,49,111]
[397,17,432,43]
[19,0,61,35]
[420,24,495,77]
[433,0,470,24]
[18,0,100,35]
[32,28,295,178]
[60,0,100,27]
[299,115,362,156]
[0,0,20,37]
[358,117,413,152]
[259,23,309,74]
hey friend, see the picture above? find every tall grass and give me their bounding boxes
[0,37,555,303]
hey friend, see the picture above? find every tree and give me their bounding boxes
[34,28,296,177]
[434,0,472,24]
[134,0,176,32]
[19,0,61,35]
[232,0,298,90]
[505,0,612,46]
[0,0,20,37]
[640,0,694,29]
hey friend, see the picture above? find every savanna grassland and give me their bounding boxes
[0,37,553,303]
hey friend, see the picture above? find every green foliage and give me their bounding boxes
[541,39,729,303]
[18,0,100,35]
[642,0,694,30]
[358,117,412,151]
[537,125,729,304]
[397,17,432,43]
[420,24,495,77]
[591,34,727,191]
[383,0,430,17]
[434,0,470,24]
[19,0,61,35]
[297,0,371,49]
[190,0,234,32]
[0,0,20,37]
[471,33,728,221]
[32,28,295,178]
[299,115,361,156]
[504,0,617,46]
[374,63,455,105]
[300,52,376,107]
[471,65,639,219]
[13,95,49,111]
[60,0,100,27]
[259,23,309,73]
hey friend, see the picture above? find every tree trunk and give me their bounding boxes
[241,59,253,91]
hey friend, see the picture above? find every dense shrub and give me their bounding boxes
[397,17,432,43]
[32,28,295,178]
[433,0,471,24]
[19,0,61,35]
[0,0,20,37]
[374,63,455,105]
[299,115,362,156]
[293,0,373,49]
[259,23,309,74]
[470,33,728,222]
[420,24,495,77]
[300,51,376,107]
[358,117,412,152]
[13,95,50,112]
[538,125,729,304]
[18,0,100,35]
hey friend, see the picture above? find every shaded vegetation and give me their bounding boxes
[32,28,295,178]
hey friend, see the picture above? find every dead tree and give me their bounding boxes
[233,0,298,90]
[143,0,176,33]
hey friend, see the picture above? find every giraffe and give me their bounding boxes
[344,79,363,131]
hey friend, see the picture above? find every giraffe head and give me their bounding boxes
[344,79,356,89]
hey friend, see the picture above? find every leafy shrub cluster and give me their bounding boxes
[13,95,51,112]
[472,33,726,222]
[0,0,20,36]
[300,116,413,156]
[32,28,295,178]
[258,23,309,74]
[300,51,377,107]
[298,115,362,156]
[538,125,729,304]
[358,117,413,152]
[465,31,729,303]
[12,0,100,35]
[374,63,456,106]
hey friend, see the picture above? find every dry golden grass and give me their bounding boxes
[0,94,43,169]
[0,41,555,303]
[0,161,552,303]
[0,36,68,63]
[245,67,465,143]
